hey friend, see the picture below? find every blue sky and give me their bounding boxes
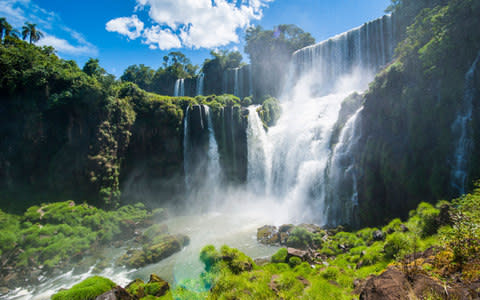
[0,0,391,77]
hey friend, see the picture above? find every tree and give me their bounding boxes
[0,18,19,42]
[162,51,198,78]
[200,50,244,94]
[245,24,314,97]
[120,64,155,91]
[22,22,43,44]
[83,58,106,77]
[0,18,8,41]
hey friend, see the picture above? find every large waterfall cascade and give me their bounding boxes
[451,51,480,194]
[292,14,397,95]
[259,14,399,224]
[174,78,185,97]
[179,14,400,224]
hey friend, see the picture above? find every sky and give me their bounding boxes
[0,0,391,77]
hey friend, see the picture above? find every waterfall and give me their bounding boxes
[234,68,240,98]
[183,105,223,202]
[205,106,222,186]
[183,106,191,191]
[174,79,185,97]
[222,70,228,94]
[326,107,364,224]
[196,73,204,96]
[248,65,254,97]
[292,15,397,95]
[451,51,480,194]
[247,106,271,194]
[259,14,398,223]
[222,66,252,98]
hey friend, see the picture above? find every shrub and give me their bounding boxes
[384,232,413,259]
[445,188,480,264]
[321,266,340,281]
[415,202,440,237]
[199,245,220,271]
[382,218,403,234]
[271,248,288,263]
[288,256,302,268]
[220,245,254,274]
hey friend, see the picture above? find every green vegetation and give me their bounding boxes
[0,201,154,276]
[257,96,282,128]
[51,276,116,300]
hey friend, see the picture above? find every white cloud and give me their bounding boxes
[37,34,97,56]
[106,15,144,40]
[107,0,274,50]
[143,26,181,50]
[0,0,98,56]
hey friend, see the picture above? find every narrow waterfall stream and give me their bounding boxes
[174,79,185,97]
[196,73,204,96]
[451,51,480,194]
[247,106,271,195]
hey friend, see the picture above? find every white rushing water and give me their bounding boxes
[262,14,398,223]
[451,51,480,194]
[266,78,360,224]
[293,14,397,95]
[183,106,191,191]
[196,73,204,96]
[204,106,222,190]
[326,107,364,223]
[174,78,185,97]
[223,66,253,98]
[247,106,271,195]
[233,68,239,97]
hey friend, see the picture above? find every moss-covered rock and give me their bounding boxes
[51,276,116,300]
[117,234,189,268]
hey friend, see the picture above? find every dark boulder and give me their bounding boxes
[372,230,385,241]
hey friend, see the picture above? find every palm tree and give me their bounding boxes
[5,23,19,39]
[0,18,8,41]
[22,22,43,44]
